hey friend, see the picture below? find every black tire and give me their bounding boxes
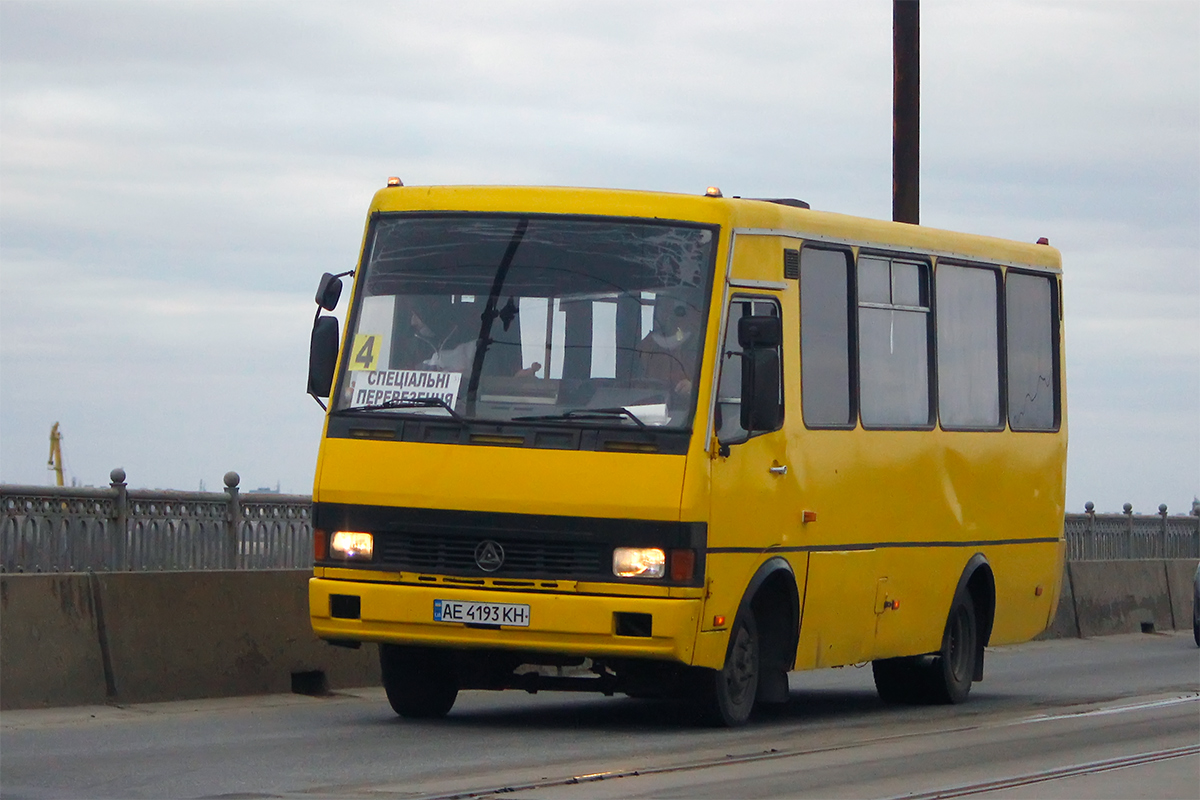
[692,613,760,727]
[379,644,459,719]
[927,592,978,705]
[873,593,978,705]
[872,656,927,704]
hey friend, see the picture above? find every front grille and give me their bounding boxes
[377,531,607,579]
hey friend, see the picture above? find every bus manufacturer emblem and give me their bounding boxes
[474,540,505,572]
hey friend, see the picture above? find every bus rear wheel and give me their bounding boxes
[692,613,759,727]
[872,592,978,705]
[380,644,459,719]
[871,656,927,704]
[929,592,977,704]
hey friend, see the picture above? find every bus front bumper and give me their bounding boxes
[309,577,704,664]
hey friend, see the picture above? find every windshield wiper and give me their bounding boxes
[512,407,648,428]
[347,396,467,425]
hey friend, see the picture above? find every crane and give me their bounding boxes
[48,422,64,487]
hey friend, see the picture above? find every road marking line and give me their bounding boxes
[1005,693,1199,727]
[411,694,1200,800]
[877,744,1200,800]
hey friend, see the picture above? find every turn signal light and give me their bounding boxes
[313,528,327,561]
[670,549,695,582]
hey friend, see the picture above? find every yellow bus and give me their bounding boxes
[306,183,1066,726]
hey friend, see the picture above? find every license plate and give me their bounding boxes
[434,599,530,627]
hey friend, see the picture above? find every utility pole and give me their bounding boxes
[893,0,920,224]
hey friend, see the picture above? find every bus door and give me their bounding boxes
[706,293,807,660]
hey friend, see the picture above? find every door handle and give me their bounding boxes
[768,464,788,476]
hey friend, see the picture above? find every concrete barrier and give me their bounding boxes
[96,571,377,705]
[1068,561,1175,638]
[1039,563,1080,640]
[0,574,109,708]
[1164,560,1198,631]
[1,571,377,710]
[2,561,1196,709]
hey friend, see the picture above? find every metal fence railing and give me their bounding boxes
[2,473,1197,573]
[1064,502,1200,561]
[1,470,311,573]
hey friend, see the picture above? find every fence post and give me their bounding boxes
[110,468,128,571]
[1123,503,1134,559]
[1194,510,1200,560]
[1083,501,1095,560]
[1158,504,1168,559]
[224,471,241,570]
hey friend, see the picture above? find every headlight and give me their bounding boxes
[329,531,374,561]
[613,547,665,579]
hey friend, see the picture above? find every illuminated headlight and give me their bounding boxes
[329,531,374,561]
[613,547,665,579]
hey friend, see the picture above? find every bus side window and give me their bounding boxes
[857,256,933,428]
[716,297,782,442]
[936,264,1001,429]
[799,247,855,427]
[1006,272,1059,431]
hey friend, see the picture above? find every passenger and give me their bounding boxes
[633,293,702,398]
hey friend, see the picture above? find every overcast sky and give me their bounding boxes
[1,0,1197,513]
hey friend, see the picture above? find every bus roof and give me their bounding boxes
[367,185,1062,272]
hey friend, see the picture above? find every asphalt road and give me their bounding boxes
[2,632,1197,799]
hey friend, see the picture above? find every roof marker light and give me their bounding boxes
[1036,237,1049,245]
[705,186,723,197]
[386,177,404,187]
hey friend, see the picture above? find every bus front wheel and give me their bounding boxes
[692,613,760,727]
[380,644,459,719]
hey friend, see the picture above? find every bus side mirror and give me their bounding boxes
[308,316,340,398]
[738,315,783,432]
[315,272,343,311]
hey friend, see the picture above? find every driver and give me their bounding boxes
[392,295,539,377]
[390,296,477,372]
[633,292,702,397]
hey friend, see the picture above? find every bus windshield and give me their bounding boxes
[334,215,717,429]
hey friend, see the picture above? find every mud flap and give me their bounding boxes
[757,669,789,704]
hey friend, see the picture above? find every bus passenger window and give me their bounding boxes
[936,264,1001,429]
[799,247,854,427]
[1006,272,1058,431]
[716,298,782,442]
[858,256,932,427]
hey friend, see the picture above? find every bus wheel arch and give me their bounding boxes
[956,553,995,681]
[745,558,800,700]
[928,554,995,703]
[692,556,799,726]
